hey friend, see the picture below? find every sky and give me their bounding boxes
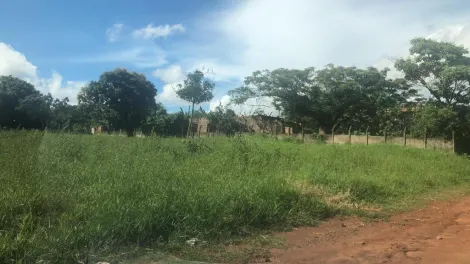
[2,0,470,114]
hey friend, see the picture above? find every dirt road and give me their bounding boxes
[268,196,470,264]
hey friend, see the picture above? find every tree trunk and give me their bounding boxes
[126,127,134,137]
[186,105,191,138]
[189,102,195,138]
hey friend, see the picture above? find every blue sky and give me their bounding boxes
[1,0,470,113]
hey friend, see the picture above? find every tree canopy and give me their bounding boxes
[77,68,157,136]
[395,38,470,106]
[229,65,416,134]
[1,37,470,145]
[176,69,215,137]
[0,75,51,129]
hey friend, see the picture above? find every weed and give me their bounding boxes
[1,131,470,263]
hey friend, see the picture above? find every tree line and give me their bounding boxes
[1,37,470,142]
[230,37,470,140]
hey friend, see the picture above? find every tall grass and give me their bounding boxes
[1,131,470,263]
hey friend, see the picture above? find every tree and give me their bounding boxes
[142,103,168,135]
[48,97,75,131]
[166,109,188,137]
[410,104,457,138]
[207,104,240,136]
[395,38,470,106]
[176,69,215,137]
[0,75,51,129]
[77,68,157,136]
[229,66,414,135]
[229,67,316,132]
[313,65,415,134]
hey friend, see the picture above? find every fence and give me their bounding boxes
[90,125,458,154]
[280,129,455,153]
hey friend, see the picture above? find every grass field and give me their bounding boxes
[1,131,470,263]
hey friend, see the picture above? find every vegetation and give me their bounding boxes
[1,38,470,143]
[2,131,470,263]
[77,68,157,136]
[176,70,215,137]
[2,36,470,262]
[207,104,241,136]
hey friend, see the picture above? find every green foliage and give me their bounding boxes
[176,70,215,137]
[207,104,241,136]
[395,37,470,106]
[410,104,457,138]
[229,67,316,125]
[2,37,470,142]
[77,68,157,136]
[312,133,327,144]
[229,65,415,134]
[0,75,51,129]
[142,102,168,135]
[176,70,215,106]
[2,131,470,263]
[282,136,304,144]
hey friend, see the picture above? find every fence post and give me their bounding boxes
[384,127,387,144]
[366,126,369,145]
[403,127,407,146]
[424,128,427,149]
[348,126,352,143]
[198,125,201,138]
[452,131,456,154]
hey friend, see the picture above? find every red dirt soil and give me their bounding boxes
[265,196,470,264]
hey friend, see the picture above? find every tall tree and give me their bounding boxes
[207,104,240,136]
[48,97,74,131]
[395,38,470,106]
[229,68,316,131]
[77,68,157,136]
[313,65,415,133]
[142,102,168,135]
[410,104,457,138]
[0,75,51,129]
[229,66,414,134]
[176,69,215,137]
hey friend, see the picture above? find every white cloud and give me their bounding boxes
[212,0,451,73]
[427,23,470,44]
[156,82,189,107]
[36,72,87,105]
[186,0,470,79]
[74,45,167,68]
[180,0,470,111]
[0,43,37,80]
[153,64,185,83]
[153,65,186,106]
[0,42,85,104]
[132,24,185,40]
[187,59,247,82]
[105,23,124,42]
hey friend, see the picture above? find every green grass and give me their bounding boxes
[1,131,470,263]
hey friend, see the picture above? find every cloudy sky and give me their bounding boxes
[1,0,470,113]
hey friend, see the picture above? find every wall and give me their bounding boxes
[280,133,453,152]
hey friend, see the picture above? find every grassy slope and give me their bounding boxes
[1,131,470,263]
